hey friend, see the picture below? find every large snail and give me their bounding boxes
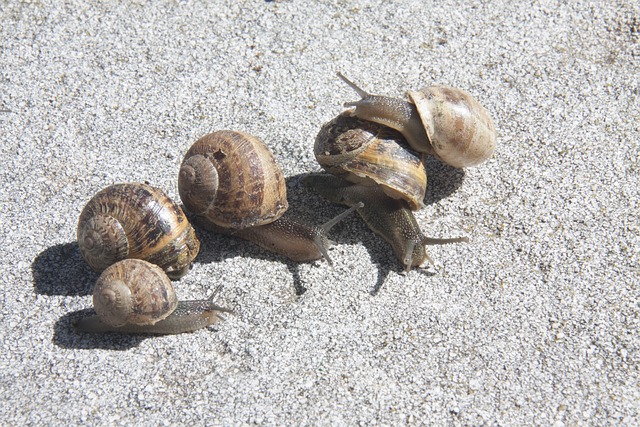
[304,112,467,271]
[337,72,496,168]
[178,130,360,265]
[75,259,230,334]
[77,183,200,279]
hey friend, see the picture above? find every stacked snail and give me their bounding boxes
[75,131,359,334]
[305,73,496,271]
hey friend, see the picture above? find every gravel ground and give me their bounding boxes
[1,1,639,425]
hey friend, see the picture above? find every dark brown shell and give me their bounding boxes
[409,87,496,168]
[178,130,288,229]
[314,112,426,210]
[77,183,200,279]
[93,259,178,327]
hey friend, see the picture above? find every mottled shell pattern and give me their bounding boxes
[178,130,288,229]
[408,86,496,168]
[77,183,200,279]
[93,259,178,327]
[314,112,427,211]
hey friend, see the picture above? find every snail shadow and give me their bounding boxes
[422,157,466,206]
[32,242,96,296]
[340,231,437,296]
[189,225,310,296]
[53,309,147,350]
[289,173,423,294]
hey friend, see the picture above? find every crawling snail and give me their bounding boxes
[305,112,468,271]
[77,183,200,280]
[75,259,230,334]
[336,72,496,168]
[178,130,360,265]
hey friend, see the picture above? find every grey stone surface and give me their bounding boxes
[1,0,638,425]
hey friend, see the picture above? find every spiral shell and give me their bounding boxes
[77,183,200,279]
[92,259,178,328]
[178,130,288,229]
[408,86,496,168]
[314,112,426,210]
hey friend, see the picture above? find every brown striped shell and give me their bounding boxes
[408,86,496,168]
[314,112,427,210]
[178,130,288,229]
[92,259,178,327]
[77,183,200,279]
[337,73,496,169]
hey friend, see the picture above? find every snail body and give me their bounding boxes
[77,183,200,279]
[178,130,359,265]
[75,259,230,334]
[338,72,496,168]
[304,174,468,272]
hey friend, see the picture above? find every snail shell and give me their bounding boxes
[314,111,426,210]
[77,183,200,279]
[75,259,231,334]
[338,72,496,168]
[178,130,288,230]
[92,258,177,327]
[408,86,496,168]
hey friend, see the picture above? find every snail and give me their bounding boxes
[304,112,468,272]
[75,259,231,334]
[77,183,200,280]
[337,72,496,168]
[178,130,361,265]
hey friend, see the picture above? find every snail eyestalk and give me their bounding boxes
[337,71,371,99]
[320,202,363,232]
[314,202,363,266]
[304,174,469,272]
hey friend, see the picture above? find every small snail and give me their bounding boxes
[178,130,360,265]
[75,259,230,334]
[337,72,496,168]
[77,183,200,280]
[305,113,468,272]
